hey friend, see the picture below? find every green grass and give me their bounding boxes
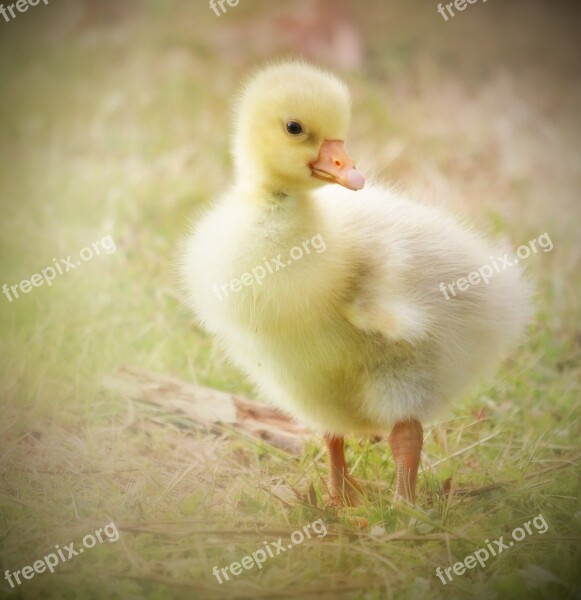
[0,1,580,598]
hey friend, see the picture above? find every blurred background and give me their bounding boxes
[0,1,580,598]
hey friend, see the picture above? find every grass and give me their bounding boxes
[0,0,580,598]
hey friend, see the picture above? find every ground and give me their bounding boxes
[0,0,580,599]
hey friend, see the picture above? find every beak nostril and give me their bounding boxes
[311,140,363,189]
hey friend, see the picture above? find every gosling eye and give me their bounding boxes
[285,120,304,136]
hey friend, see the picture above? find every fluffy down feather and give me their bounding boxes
[180,61,531,435]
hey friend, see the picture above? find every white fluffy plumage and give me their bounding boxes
[180,61,532,436]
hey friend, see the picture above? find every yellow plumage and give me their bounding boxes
[180,62,531,504]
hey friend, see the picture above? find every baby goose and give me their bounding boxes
[180,61,531,506]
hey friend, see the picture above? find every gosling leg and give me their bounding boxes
[324,433,363,506]
[388,419,423,504]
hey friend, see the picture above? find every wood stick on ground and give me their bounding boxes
[102,365,309,455]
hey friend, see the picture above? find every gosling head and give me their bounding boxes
[233,61,365,195]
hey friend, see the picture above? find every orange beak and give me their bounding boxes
[309,140,365,191]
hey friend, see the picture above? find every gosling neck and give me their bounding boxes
[237,173,314,208]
